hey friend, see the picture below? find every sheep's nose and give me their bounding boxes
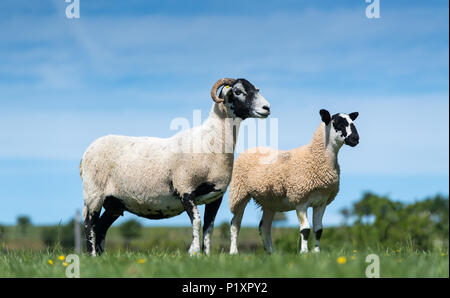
[262,105,270,112]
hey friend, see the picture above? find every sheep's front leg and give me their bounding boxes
[202,196,223,255]
[312,205,326,253]
[181,194,202,256]
[295,203,310,254]
[259,209,275,254]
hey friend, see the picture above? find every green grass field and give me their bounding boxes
[0,225,448,278]
[0,248,448,278]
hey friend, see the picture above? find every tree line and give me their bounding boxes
[0,192,448,252]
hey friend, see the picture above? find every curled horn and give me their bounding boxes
[210,78,236,103]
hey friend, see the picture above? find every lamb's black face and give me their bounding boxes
[320,109,359,147]
[332,113,359,147]
[220,78,271,120]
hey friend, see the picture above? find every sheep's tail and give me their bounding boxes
[83,205,88,222]
[79,159,83,179]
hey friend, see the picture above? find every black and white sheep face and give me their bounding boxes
[320,109,360,147]
[221,79,271,120]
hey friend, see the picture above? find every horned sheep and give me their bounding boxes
[80,78,271,256]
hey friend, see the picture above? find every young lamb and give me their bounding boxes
[80,78,271,256]
[228,109,359,254]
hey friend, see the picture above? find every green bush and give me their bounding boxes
[119,219,142,248]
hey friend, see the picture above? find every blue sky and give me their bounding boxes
[0,0,448,227]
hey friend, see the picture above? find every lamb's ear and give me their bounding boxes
[320,109,331,125]
[349,112,359,121]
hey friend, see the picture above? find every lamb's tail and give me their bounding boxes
[228,157,251,214]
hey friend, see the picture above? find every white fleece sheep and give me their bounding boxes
[228,109,359,254]
[80,78,271,256]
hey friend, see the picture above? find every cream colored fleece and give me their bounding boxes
[229,122,340,213]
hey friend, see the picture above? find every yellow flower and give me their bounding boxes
[351,255,357,260]
[441,253,447,257]
[58,255,65,261]
[62,262,69,267]
[396,249,401,253]
[337,256,347,264]
[352,250,357,254]
[137,258,146,264]
[48,259,54,265]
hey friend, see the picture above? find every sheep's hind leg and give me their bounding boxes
[295,203,310,254]
[202,196,223,255]
[181,193,202,256]
[94,211,118,255]
[84,207,100,256]
[94,196,124,255]
[259,209,275,254]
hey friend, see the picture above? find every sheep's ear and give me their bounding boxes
[320,109,331,125]
[219,85,232,99]
[349,112,359,121]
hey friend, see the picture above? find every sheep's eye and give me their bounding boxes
[234,90,242,96]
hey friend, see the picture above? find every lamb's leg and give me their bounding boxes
[259,209,275,254]
[295,203,310,254]
[230,202,247,255]
[181,193,202,256]
[312,205,326,253]
[202,196,223,255]
[84,207,100,256]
